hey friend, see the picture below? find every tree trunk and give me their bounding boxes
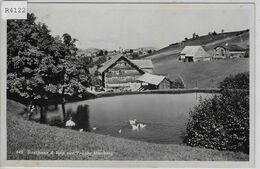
[62,102,66,125]
[61,86,66,125]
[40,106,46,123]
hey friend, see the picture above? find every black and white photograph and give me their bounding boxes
[0,0,256,167]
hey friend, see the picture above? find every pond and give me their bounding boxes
[31,93,212,144]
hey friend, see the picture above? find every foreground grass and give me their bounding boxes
[7,100,249,160]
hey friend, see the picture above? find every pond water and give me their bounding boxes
[32,93,212,144]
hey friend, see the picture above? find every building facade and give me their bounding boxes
[98,55,154,91]
[213,45,246,59]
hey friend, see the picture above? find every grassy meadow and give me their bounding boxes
[153,58,249,88]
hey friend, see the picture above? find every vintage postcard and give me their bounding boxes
[0,0,256,168]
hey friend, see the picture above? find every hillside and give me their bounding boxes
[147,29,249,63]
[154,58,249,88]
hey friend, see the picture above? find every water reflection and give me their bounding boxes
[33,104,91,132]
[67,104,91,132]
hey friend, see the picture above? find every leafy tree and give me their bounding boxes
[212,31,217,36]
[131,52,139,59]
[7,13,91,122]
[97,50,104,56]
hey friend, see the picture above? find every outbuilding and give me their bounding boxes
[179,46,211,62]
[137,73,173,90]
[213,44,246,59]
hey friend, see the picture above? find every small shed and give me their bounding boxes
[179,46,211,62]
[137,73,172,90]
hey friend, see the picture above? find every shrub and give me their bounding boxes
[220,72,249,90]
[171,78,185,88]
[184,72,249,153]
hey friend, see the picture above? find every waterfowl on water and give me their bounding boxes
[65,118,76,127]
[138,123,147,128]
[131,123,147,130]
[92,127,97,131]
[118,129,122,134]
[129,119,137,125]
[131,124,139,130]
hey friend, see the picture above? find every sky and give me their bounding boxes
[29,3,252,50]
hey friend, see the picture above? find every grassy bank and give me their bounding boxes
[7,99,249,160]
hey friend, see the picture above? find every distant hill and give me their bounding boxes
[147,29,249,63]
[134,47,158,51]
[77,48,108,57]
[148,29,250,88]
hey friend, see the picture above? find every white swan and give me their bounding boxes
[79,129,84,132]
[92,127,97,131]
[118,129,122,134]
[65,119,76,127]
[138,123,147,128]
[131,124,139,130]
[129,119,137,125]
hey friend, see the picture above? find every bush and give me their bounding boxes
[184,72,249,153]
[171,78,185,88]
[219,72,249,90]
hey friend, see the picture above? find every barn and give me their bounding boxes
[213,44,246,59]
[179,46,211,62]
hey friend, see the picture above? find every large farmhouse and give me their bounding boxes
[213,44,246,59]
[179,46,211,62]
[98,55,171,91]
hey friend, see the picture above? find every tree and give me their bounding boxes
[212,31,217,36]
[131,52,139,59]
[7,13,91,123]
[7,13,65,122]
[192,33,196,39]
[97,50,104,56]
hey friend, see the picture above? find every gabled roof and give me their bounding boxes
[98,55,154,74]
[214,44,245,51]
[98,54,122,73]
[137,73,166,86]
[98,55,148,74]
[131,59,154,69]
[180,46,210,58]
[181,46,201,55]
